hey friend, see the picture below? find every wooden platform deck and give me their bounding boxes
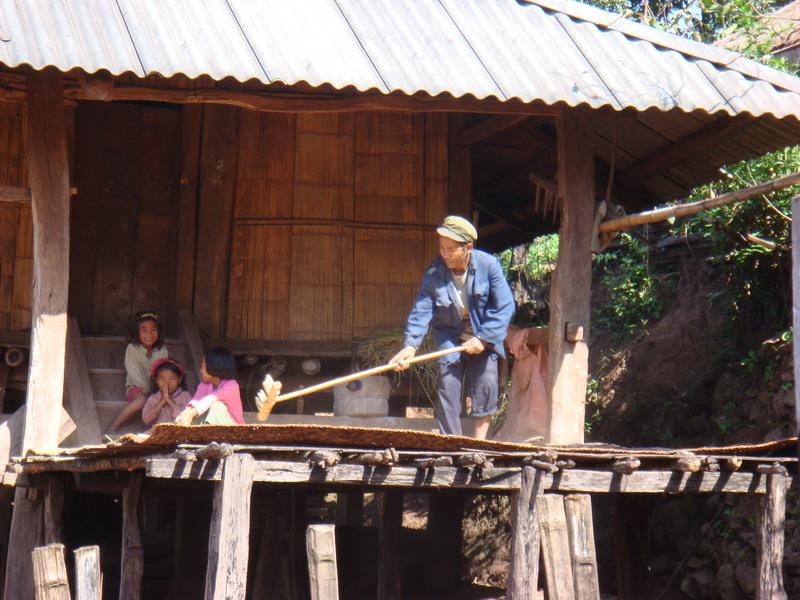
[4,425,795,599]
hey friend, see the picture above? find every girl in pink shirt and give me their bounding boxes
[175,347,244,425]
[142,358,191,427]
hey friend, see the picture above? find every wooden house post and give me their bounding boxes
[4,67,71,600]
[540,107,597,600]
[507,467,543,599]
[205,454,255,600]
[546,107,594,445]
[756,473,788,599]
[23,68,72,451]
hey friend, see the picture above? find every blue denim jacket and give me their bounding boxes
[403,249,515,363]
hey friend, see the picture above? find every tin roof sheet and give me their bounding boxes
[0,0,797,120]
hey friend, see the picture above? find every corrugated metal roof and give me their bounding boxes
[0,0,798,120]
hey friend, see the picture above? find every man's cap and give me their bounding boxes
[437,215,477,243]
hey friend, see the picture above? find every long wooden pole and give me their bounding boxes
[600,171,800,234]
[273,345,467,404]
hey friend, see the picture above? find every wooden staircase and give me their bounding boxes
[82,336,198,435]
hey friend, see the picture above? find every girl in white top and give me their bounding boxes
[108,310,169,433]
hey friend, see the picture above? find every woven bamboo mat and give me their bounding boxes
[113,424,798,457]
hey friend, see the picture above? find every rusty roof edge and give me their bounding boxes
[528,0,800,96]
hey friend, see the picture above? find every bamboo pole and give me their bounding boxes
[599,171,800,233]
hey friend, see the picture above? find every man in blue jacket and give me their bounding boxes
[390,216,515,438]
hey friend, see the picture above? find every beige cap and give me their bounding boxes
[437,215,478,243]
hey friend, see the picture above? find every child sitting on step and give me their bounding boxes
[174,347,244,426]
[109,311,169,433]
[142,358,191,427]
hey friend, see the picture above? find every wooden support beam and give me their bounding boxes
[5,488,43,600]
[526,327,550,347]
[756,474,788,599]
[306,524,339,600]
[546,107,594,444]
[193,106,238,340]
[252,490,300,599]
[73,546,102,600]
[459,115,529,145]
[144,458,783,494]
[0,185,31,204]
[508,467,543,599]
[564,495,600,600]
[472,198,533,236]
[205,454,255,600]
[32,543,70,600]
[44,476,65,546]
[63,318,102,446]
[22,68,71,453]
[426,492,464,594]
[792,195,800,436]
[61,85,559,117]
[120,473,143,600]
[377,490,403,600]
[619,117,746,187]
[448,114,472,217]
[539,494,575,600]
[614,496,649,600]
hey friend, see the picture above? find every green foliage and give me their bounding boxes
[499,234,560,282]
[673,146,800,331]
[593,234,670,343]
[583,0,799,57]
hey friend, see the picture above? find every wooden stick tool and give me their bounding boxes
[256,345,468,421]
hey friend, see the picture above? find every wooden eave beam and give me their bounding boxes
[58,85,560,116]
[459,115,529,145]
[619,116,749,187]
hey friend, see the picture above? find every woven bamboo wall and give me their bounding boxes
[226,111,448,341]
[0,101,31,331]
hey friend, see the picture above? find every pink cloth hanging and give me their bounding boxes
[493,327,549,443]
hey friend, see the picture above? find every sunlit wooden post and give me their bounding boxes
[5,67,71,600]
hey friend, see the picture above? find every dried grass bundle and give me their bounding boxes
[357,330,438,404]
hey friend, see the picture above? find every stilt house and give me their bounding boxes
[0,0,798,598]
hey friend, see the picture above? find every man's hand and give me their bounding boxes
[462,337,486,355]
[389,345,417,371]
[174,406,198,426]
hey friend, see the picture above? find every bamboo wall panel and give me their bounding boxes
[0,101,30,331]
[294,113,353,220]
[354,113,426,224]
[226,225,291,339]
[226,110,447,342]
[0,207,18,330]
[234,111,295,219]
[11,207,31,330]
[0,101,26,187]
[353,228,430,338]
